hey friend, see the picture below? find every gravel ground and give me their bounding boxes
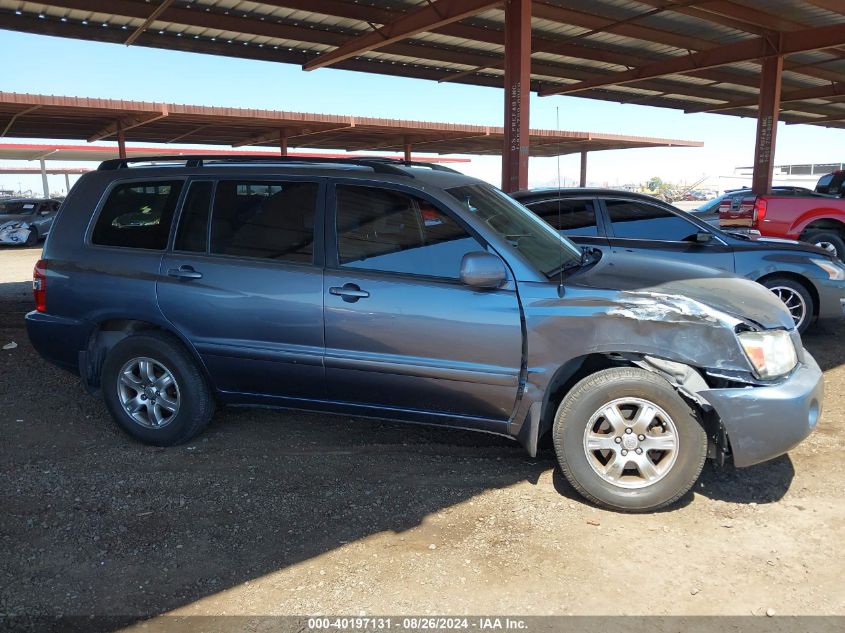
[1,245,843,622]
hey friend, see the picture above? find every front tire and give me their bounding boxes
[553,367,707,512]
[803,230,845,261]
[761,276,814,334]
[24,228,37,246]
[101,331,214,446]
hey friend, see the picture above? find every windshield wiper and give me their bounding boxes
[546,246,601,278]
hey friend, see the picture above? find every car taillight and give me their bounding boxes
[33,259,47,312]
[753,198,768,224]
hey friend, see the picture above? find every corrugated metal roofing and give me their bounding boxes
[0,1,843,128]
[0,91,703,157]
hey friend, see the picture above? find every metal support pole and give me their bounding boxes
[751,55,783,195]
[403,140,412,162]
[64,172,70,194]
[116,120,127,159]
[280,132,288,156]
[501,0,531,193]
[579,150,588,187]
[39,159,49,198]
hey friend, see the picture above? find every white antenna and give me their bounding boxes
[556,106,564,291]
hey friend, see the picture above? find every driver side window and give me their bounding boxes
[335,185,482,279]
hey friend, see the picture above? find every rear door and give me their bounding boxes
[322,181,523,426]
[157,177,326,401]
[521,196,609,255]
[602,197,735,271]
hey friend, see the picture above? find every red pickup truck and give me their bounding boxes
[720,171,845,260]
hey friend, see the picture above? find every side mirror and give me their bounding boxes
[695,231,713,243]
[460,251,507,289]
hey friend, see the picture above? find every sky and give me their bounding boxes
[2,29,845,195]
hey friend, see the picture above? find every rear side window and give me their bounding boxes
[209,180,318,263]
[335,185,481,279]
[526,199,599,236]
[92,181,184,249]
[606,199,698,242]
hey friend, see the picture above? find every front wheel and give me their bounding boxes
[761,276,813,334]
[553,367,707,512]
[24,228,37,246]
[803,230,845,261]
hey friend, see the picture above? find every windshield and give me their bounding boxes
[0,200,37,215]
[446,184,582,278]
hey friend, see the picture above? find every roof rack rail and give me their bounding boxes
[361,157,461,174]
[96,155,416,177]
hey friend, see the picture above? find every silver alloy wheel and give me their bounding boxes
[769,285,807,329]
[813,240,837,256]
[582,397,679,489]
[117,357,181,429]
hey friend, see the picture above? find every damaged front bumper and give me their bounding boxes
[0,222,31,244]
[699,351,823,467]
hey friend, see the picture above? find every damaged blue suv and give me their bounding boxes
[26,156,823,511]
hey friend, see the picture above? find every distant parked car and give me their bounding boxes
[690,187,819,226]
[512,188,845,333]
[0,198,61,246]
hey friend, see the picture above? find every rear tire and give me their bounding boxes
[101,331,214,446]
[761,276,814,334]
[803,230,845,261]
[552,367,707,512]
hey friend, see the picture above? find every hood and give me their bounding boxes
[569,251,794,330]
[722,231,830,256]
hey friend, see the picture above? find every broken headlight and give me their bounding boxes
[737,329,798,379]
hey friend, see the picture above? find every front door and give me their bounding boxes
[157,178,326,401]
[323,183,523,425]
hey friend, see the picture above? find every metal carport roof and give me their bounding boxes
[1,1,844,127]
[0,92,702,157]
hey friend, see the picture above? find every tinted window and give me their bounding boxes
[606,199,698,242]
[527,199,598,236]
[336,185,481,279]
[175,181,213,252]
[92,181,184,249]
[209,180,318,263]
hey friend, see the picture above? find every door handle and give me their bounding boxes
[167,265,203,280]
[329,283,370,302]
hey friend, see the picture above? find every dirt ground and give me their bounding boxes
[1,245,843,623]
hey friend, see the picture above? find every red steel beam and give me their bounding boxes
[540,23,845,97]
[87,109,169,142]
[302,0,503,71]
[502,0,531,193]
[116,120,127,159]
[688,81,845,113]
[751,55,783,195]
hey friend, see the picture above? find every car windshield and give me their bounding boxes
[446,183,582,278]
[0,200,36,215]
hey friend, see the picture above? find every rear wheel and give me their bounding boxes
[553,367,707,512]
[101,331,214,445]
[761,276,814,334]
[803,230,845,261]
